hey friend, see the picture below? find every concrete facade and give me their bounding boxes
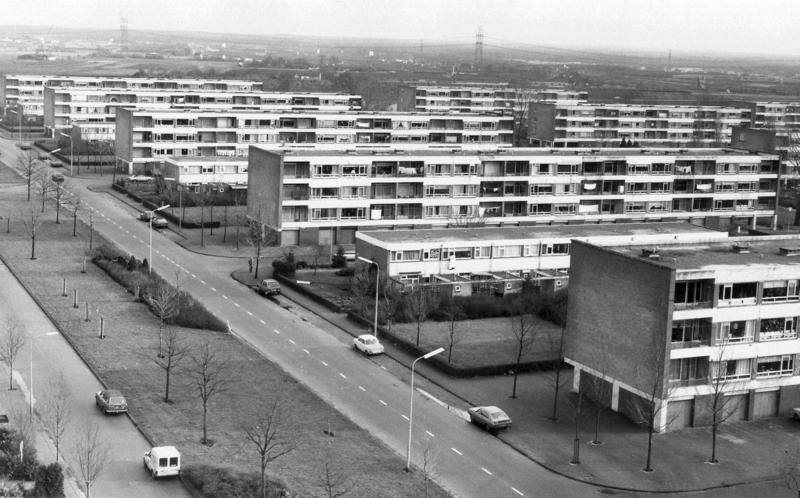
[399,84,587,114]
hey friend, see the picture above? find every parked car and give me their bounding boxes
[49,160,63,168]
[38,153,49,161]
[138,210,154,221]
[95,389,128,415]
[258,278,281,296]
[18,143,31,151]
[793,407,800,421]
[151,217,168,229]
[51,173,64,183]
[468,406,512,433]
[353,334,384,355]
[143,446,181,478]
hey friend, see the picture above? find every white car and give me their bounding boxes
[353,334,384,355]
[793,407,800,421]
[143,446,181,478]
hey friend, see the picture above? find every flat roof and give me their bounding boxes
[358,222,719,245]
[604,235,800,270]
[265,146,776,159]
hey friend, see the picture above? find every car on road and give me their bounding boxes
[95,389,128,415]
[18,143,31,150]
[151,217,168,229]
[468,406,512,433]
[51,173,64,183]
[49,160,63,168]
[143,446,181,478]
[38,153,49,160]
[258,278,281,296]
[353,334,384,355]
[138,210,155,221]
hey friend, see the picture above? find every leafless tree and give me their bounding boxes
[20,204,43,260]
[350,265,374,316]
[17,150,38,201]
[547,326,569,422]
[192,342,227,445]
[74,420,108,498]
[584,342,613,445]
[37,170,53,214]
[53,179,65,224]
[70,197,81,237]
[309,244,328,275]
[155,327,188,403]
[379,282,402,336]
[508,295,537,398]
[242,398,295,498]
[316,449,353,498]
[782,440,800,498]
[421,439,439,498]
[707,342,744,463]
[247,209,277,279]
[0,317,26,390]
[441,292,463,365]
[146,285,179,358]
[407,285,431,347]
[41,372,72,462]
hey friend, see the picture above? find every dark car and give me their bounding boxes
[95,389,128,415]
[468,406,512,433]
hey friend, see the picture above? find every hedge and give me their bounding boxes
[182,464,287,498]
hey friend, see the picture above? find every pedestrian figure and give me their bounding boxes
[248,257,253,273]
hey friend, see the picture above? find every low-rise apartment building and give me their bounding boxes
[565,236,800,431]
[354,222,728,295]
[529,102,752,148]
[399,84,587,114]
[43,87,363,141]
[115,108,514,174]
[246,147,779,246]
[0,74,263,117]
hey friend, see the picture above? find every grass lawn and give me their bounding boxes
[0,178,446,497]
[293,269,563,370]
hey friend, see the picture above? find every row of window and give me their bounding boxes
[669,355,796,384]
[674,279,800,307]
[391,242,570,262]
[672,317,799,345]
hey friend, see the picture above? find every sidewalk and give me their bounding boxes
[0,371,83,497]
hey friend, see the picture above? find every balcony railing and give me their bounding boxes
[755,369,793,379]
[759,330,798,341]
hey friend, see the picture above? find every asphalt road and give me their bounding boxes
[0,261,189,498]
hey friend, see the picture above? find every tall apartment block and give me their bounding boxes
[245,147,779,246]
[115,108,514,174]
[0,74,263,117]
[733,100,800,175]
[398,84,587,114]
[43,87,363,141]
[566,236,800,431]
[529,102,752,148]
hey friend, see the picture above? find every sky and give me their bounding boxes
[1,0,798,57]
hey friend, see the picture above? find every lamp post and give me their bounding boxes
[29,332,59,418]
[9,108,22,145]
[58,132,74,177]
[357,256,380,338]
[149,204,170,274]
[406,347,444,472]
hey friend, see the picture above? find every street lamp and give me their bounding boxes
[29,332,59,418]
[8,109,22,145]
[406,347,445,472]
[149,204,170,274]
[357,256,380,338]
[58,132,74,177]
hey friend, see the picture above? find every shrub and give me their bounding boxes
[182,464,287,498]
[126,255,138,271]
[272,259,296,277]
[331,245,347,268]
[335,267,354,277]
[33,462,63,497]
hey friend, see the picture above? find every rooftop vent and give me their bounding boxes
[779,246,800,257]
[732,243,751,254]
[641,247,660,259]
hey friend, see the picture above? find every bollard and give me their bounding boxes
[84,302,90,322]
[62,278,67,297]
[5,217,9,234]
[99,317,105,339]
[73,289,78,308]
[81,257,86,274]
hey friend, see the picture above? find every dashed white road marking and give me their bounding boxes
[273,329,281,334]
[191,274,196,278]
[380,365,387,370]
[199,280,205,284]
[338,373,346,379]
[425,430,435,437]
[401,414,409,421]
[210,287,216,292]
[358,386,366,392]
[378,400,387,406]
[481,467,493,476]
[288,339,295,345]
[511,487,524,496]
[320,360,328,366]
[259,319,265,325]
[233,302,240,308]
[246,311,253,316]
[451,448,462,456]
[222,295,229,300]
[302,349,310,355]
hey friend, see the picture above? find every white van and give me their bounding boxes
[143,446,181,478]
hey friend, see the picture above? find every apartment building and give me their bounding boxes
[399,84,587,114]
[0,74,263,117]
[529,102,752,148]
[43,86,363,140]
[565,236,800,431]
[354,222,728,295]
[115,108,514,174]
[246,147,779,247]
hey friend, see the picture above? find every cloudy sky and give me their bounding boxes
[2,0,797,56]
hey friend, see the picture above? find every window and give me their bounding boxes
[422,248,441,260]
[425,185,451,197]
[444,247,473,259]
[169,457,179,467]
[523,244,539,257]
[425,206,450,218]
[760,317,797,341]
[473,246,490,258]
[531,184,554,195]
[762,280,800,302]
[340,207,366,219]
[313,164,338,177]
[669,357,708,385]
[542,243,569,255]
[400,250,421,261]
[426,164,452,176]
[712,359,752,381]
[556,163,580,175]
[715,320,753,344]
[674,280,711,306]
[755,355,794,378]
[718,282,758,305]
[341,164,367,176]
[671,319,710,344]
[494,245,522,258]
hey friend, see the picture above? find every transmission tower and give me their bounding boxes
[120,16,129,50]
[474,26,484,66]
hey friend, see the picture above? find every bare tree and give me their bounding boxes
[584,342,613,445]
[0,317,26,390]
[53,179,65,224]
[512,87,535,146]
[247,209,277,279]
[146,285,179,358]
[309,244,328,275]
[20,204,43,260]
[37,171,53,214]
[316,450,353,498]
[707,342,744,464]
[379,282,403,336]
[155,327,188,403]
[782,440,800,498]
[74,420,108,498]
[420,439,439,498]
[242,398,295,498]
[407,285,431,347]
[41,372,72,462]
[349,265,374,316]
[508,294,537,398]
[547,326,569,421]
[70,197,81,237]
[192,342,227,445]
[17,150,38,201]
[441,292,463,365]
